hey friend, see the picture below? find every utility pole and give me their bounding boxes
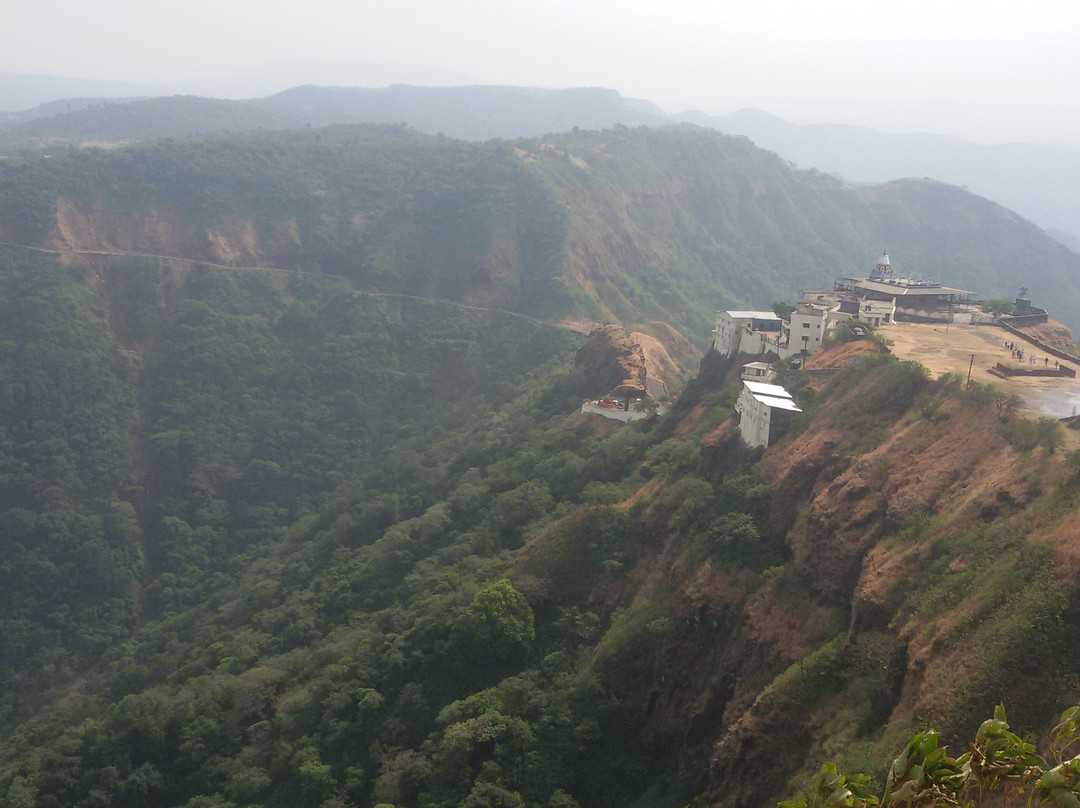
[967,353,975,387]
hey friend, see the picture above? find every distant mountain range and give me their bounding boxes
[684,107,1080,248]
[0,84,669,146]
[0,62,479,111]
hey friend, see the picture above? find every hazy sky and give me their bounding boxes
[6,0,1080,144]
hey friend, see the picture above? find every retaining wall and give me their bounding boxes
[996,321,1080,366]
[580,403,649,422]
[1001,312,1049,328]
[992,362,1076,378]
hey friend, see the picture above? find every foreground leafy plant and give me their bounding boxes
[781,704,1080,807]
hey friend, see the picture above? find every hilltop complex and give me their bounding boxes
[712,251,976,363]
[721,251,1080,448]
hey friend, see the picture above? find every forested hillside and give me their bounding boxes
[2,125,1079,335]
[0,86,669,150]
[0,249,578,710]
[9,81,1080,261]
[2,125,1080,807]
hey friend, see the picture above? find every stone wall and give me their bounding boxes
[991,362,1076,378]
[997,321,1077,364]
[1001,312,1049,328]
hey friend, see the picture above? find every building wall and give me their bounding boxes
[712,311,782,357]
[855,298,896,327]
[738,388,771,447]
[580,402,649,422]
[786,309,826,356]
[742,364,775,382]
[1001,312,1050,328]
[742,327,774,356]
[712,313,740,355]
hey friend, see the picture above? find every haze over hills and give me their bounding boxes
[685,107,1080,247]
[0,84,670,145]
[2,120,1080,807]
[1,125,1077,333]
[4,78,1080,251]
[0,62,480,112]
[6,0,1080,795]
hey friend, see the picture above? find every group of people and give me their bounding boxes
[1004,339,1056,367]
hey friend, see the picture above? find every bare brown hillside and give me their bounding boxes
[803,338,883,369]
[519,353,1080,807]
[706,371,1076,806]
[49,197,302,267]
[1015,318,1080,357]
[573,324,648,399]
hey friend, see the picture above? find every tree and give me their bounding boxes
[466,580,535,660]
[981,298,1015,316]
[773,302,796,321]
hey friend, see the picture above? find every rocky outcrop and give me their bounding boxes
[573,324,647,400]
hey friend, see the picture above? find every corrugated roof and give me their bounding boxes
[846,278,974,297]
[743,380,791,397]
[723,311,781,320]
[753,394,803,412]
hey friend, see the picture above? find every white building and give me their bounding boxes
[737,381,802,448]
[741,361,775,383]
[580,401,649,422]
[834,251,974,320]
[855,297,896,327]
[783,301,832,357]
[711,310,783,357]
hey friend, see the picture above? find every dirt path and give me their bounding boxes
[880,321,1080,417]
[0,241,580,333]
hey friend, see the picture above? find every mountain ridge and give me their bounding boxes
[5,80,1079,246]
[4,124,1078,334]
[692,106,1080,243]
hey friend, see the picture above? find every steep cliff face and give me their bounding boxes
[521,346,1080,807]
[768,389,1038,604]
[50,196,310,269]
[698,358,1080,805]
[1013,318,1080,357]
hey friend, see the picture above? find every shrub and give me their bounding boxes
[780,703,1080,808]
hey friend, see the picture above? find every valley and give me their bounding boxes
[1,123,1080,808]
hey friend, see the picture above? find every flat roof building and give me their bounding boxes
[737,381,802,448]
[712,310,783,357]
